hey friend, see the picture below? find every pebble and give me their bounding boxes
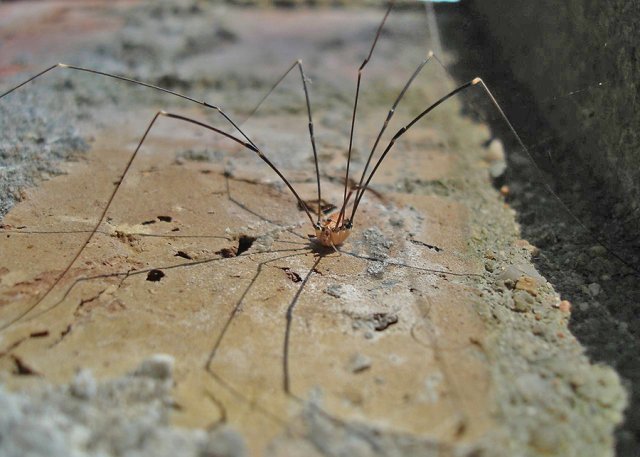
[515,276,539,296]
[202,426,247,457]
[325,284,343,298]
[367,261,385,278]
[514,239,540,257]
[498,265,523,283]
[70,369,97,400]
[589,245,607,257]
[485,138,505,162]
[489,161,507,179]
[348,353,372,373]
[484,250,497,260]
[558,300,572,313]
[134,354,175,380]
[499,264,544,283]
[513,290,534,312]
[587,283,601,297]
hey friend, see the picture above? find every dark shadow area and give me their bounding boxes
[437,3,640,454]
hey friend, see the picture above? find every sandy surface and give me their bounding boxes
[0,2,627,456]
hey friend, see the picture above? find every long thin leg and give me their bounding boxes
[283,255,321,393]
[473,78,640,274]
[349,75,640,275]
[241,59,323,224]
[334,185,358,228]
[205,250,309,371]
[164,112,314,225]
[0,110,161,332]
[347,50,460,224]
[0,110,314,331]
[18,249,286,327]
[341,1,395,223]
[0,63,257,149]
[343,51,438,224]
[351,79,476,222]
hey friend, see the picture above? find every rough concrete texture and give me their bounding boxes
[0,354,247,457]
[438,2,640,453]
[0,1,627,456]
[464,0,640,244]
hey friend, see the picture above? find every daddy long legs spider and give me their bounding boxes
[0,1,626,455]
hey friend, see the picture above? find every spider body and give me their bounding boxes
[313,213,352,248]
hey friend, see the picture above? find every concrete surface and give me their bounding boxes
[437,2,640,453]
[0,1,627,456]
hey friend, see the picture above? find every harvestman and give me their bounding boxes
[0,1,581,407]
[0,2,522,321]
[1,3,607,440]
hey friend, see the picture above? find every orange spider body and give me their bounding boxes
[314,212,352,247]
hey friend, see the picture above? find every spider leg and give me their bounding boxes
[0,109,315,332]
[0,63,256,148]
[240,59,321,225]
[473,78,640,274]
[334,186,357,228]
[342,1,396,224]
[351,78,477,222]
[340,3,453,226]
[349,73,640,275]
[283,255,321,393]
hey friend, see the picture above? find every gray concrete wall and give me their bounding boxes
[458,2,640,453]
[467,0,639,238]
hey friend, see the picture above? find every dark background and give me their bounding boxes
[436,1,640,454]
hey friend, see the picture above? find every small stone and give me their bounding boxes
[70,369,97,400]
[134,354,174,380]
[485,138,505,162]
[348,353,372,373]
[589,245,607,257]
[515,276,538,296]
[372,313,398,331]
[499,264,544,283]
[514,239,540,256]
[489,161,507,179]
[558,300,572,313]
[325,284,342,298]
[498,265,523,283]
[513,290,534,312]
[587,283,601,297]
[484,250,497,260]
[202,426,247,457]
[367,261,385,278]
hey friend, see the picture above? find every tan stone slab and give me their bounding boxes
[0,3,549,455]
[0,104,494,454]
